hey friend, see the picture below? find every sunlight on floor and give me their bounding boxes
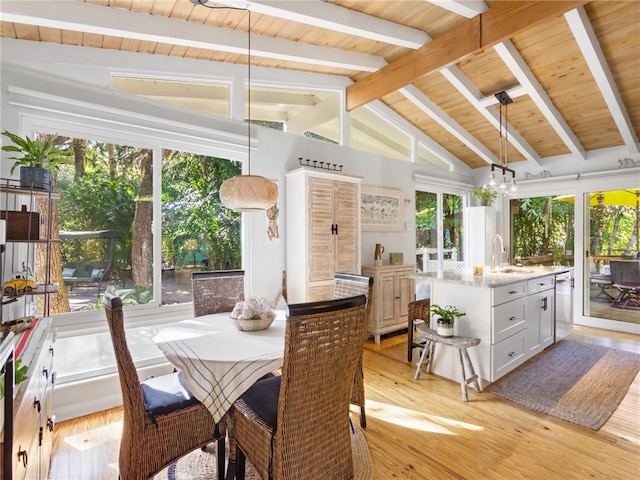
[64,420,123,451]
[364,399,483,434]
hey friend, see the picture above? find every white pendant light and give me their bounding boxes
[218,9,278,212]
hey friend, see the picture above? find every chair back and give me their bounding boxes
[103,287,146,431]
[334,272,373,318]
[610,260,640,286]
[274,295,367,479]
[191,270,245,316]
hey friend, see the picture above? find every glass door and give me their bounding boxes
[415,190,464,273]
[583,189,639,323]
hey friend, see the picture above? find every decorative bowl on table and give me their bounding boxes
[230,296,277,331]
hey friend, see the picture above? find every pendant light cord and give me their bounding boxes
[247,9,251,176]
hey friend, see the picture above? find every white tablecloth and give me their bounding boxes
[153,312,285,424]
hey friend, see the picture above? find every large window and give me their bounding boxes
[51,136,241,384]
[54,139,241,312]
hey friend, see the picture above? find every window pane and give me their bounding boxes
[351,106,411,161]
[416,191,464,272]
[416,191,437,272]
[57,139,152,312]
[111,77,230,118]
[442,193,464,271]
[249,86,339,144]
[582,189,639,323]
[161,149,241,305]
[510,196,574,267]
[417,142,451,171]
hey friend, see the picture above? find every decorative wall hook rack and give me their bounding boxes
[298,157,343,172]
[618,157,639,168]
[523,170,552,180]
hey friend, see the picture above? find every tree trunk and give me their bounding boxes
[35,191,70,315]
[131,151,153,289]
[73,138,85,181]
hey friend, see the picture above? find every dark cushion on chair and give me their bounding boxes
[239,375,281,429]
[140,371,201,420]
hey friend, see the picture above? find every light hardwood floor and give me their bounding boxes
[50,325,640,480]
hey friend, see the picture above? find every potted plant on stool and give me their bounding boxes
[430,304,465,337]
[2,130,72,191]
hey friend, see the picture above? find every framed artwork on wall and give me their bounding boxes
[361,186,403,232]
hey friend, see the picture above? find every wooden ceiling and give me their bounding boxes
[1,0,639,172]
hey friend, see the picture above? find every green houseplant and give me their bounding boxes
[473,186,497,207]
[0,358,28,399]
[1,130,72,190]
[430,304,465,337]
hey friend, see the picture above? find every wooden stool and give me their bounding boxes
[414,325,482,402]
[407,299,430,362]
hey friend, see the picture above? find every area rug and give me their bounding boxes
[488,340,640,430]
[154,422,373,479]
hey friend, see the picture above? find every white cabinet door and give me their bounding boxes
[526,288,555,355]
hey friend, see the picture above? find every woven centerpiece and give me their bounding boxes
[230,296,276,331]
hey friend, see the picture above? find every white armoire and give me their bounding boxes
[285,168,361,303]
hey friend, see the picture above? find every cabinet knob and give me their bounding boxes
[47,416,56,432]
[43,367,49,379]
[508,351,519,358]
[509,316,518,321]
[17,447,28,467]
[508,290,518,294]
[33,397,41,413]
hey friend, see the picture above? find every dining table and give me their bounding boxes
[152,311,286,426]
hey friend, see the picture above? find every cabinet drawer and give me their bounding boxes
[492,281,526,306]
[492,297,526,344]
[527,275,555,294]
[492,329,527,381]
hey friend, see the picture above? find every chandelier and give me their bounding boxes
[487,91,517,196]
[217,8,278,211]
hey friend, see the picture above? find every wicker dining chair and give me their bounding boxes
[103,287,224,480]
[191,269,245,316]
[233,295,368,480]
[333,272,373,428]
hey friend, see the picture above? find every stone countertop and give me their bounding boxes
[415,266,573,288]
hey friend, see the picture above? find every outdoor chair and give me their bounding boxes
[589,257,613,301]
[333,273,374,428]
[609,260,640,309]
[191,270,245,316]
[103,286,224,480]
[233,295,368,480]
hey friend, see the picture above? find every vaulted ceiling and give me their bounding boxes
[1,0,639,173]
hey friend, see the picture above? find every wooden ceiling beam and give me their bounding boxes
[346,1,590,111]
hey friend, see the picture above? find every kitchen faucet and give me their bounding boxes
[491,234,506,271]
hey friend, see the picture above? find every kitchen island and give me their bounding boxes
[415,266,572,388]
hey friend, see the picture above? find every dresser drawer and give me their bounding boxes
[492,281,526,306]
[492,297,526,344]
[527,275,555,294]
[492,329,527,381]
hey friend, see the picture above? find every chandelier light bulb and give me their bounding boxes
[489,171,496,187]
[510,177,517,194]
[499,175,507,191]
